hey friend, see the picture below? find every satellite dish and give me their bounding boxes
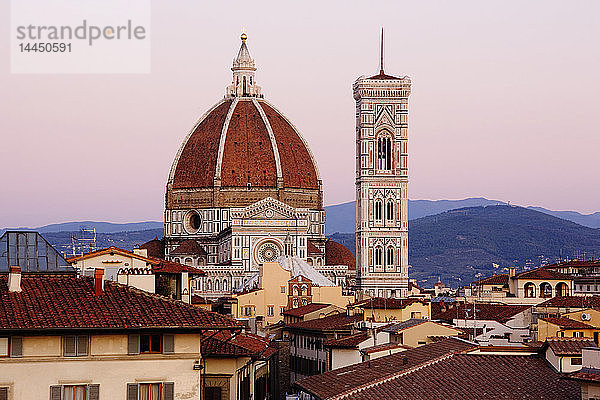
[582,313,591,321]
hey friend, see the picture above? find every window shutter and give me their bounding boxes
[86,384,99,400]
[128,334,140,355]
[50,386,61,400]
[0,387,8,400]
[163,382,174,400]
[10,336,22,358]
[64,336,76,357]
[77,336,89,356]
[163,334,175,354]
[127,384,138,400]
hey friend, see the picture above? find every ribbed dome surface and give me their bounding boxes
[170,98,320,191]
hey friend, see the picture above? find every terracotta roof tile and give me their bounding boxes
[294,337,476,399]
[540,317,596,330]
[343,354,580,400]
[0,276,238,331]
[323,332,368,348]
[202,330,276,359]
[515,267,572,281]
[325,240,356,270]
[138,237,165,259]
[362,342,410,354]
[545,337,596,356]
[472,274,509,286]
[260,101,319,190]
[307,240,323,255]
[282,303,330,317]
[170,239,206,256]
[537,296,600,308]
[172,100,232,189]
[286,314,362,332]
[220,100,278,188]
[434,303,529,323]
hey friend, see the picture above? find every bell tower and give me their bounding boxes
[353,29,411,298]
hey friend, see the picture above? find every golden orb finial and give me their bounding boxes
[241,32,247,42]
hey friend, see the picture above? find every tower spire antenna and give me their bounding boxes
[380,27,384,74]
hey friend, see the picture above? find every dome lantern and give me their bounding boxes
[226,32,262,98]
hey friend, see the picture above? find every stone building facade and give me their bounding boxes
[162,34,354,295]
[353,40,411,298]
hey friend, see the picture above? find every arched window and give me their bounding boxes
[222,280,228,292]
[206,280,212,291]
[174,258,181,264]
[293,298,299,308]
[293,285,299,296]
[307,258,313,266]
[524,282,535,298]
[214,280,220,291]
[377,136,392,170]
[386,201,394,222]
[540,282,552,298]
[301,284,308,296]
[556,282,569,297]
[387,247,394,266]
[375,247,383,266]
[184,258,192,266]
[375,200,383,221]
[243,76,247,96]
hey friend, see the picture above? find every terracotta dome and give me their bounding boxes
[166,98,322,210]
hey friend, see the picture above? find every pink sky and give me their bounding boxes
[1,0,599,228]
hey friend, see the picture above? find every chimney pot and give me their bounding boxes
[8,266,22,293]
[94,268,104,295]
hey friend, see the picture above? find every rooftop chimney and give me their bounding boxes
[94,268,105,295]
[8,266,22,293]
[509,268,516,278]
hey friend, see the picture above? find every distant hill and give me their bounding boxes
[43,229,163,258]
[324,198,600,234]
[409,205,600,288]
[0,221,163,236]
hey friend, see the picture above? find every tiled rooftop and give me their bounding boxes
[545,337,596,356]
[295,337,476,400]
[282,303,330,318]
[536,296,600,308]
[341,354,579,400]
[383,318,427,333]
[514,267,572,281]
[323,332,369,348]
[286,314,362,332]
[325,240,356,270]
[170,239,207,256]
[539,317,596,330]
[202,330,276,359]
[472,274,509,286]
[0,276,238,331]
[434,303,529,323]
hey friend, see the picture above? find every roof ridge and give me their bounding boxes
[333,352,458,400]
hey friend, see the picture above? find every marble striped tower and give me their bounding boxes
[353,30,411,298]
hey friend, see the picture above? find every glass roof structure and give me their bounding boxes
[0,231,74,273]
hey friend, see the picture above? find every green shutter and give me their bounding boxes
[163,334,175,354]
[127,384,138,400]
[50,386,61,400]
[10,336,22,358]
[128,334,140,355]
[87,384,99,400]
[163,382,174,400]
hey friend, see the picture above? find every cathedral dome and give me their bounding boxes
[166,35,322,210]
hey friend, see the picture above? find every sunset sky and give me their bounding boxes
[1,0,599,228]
